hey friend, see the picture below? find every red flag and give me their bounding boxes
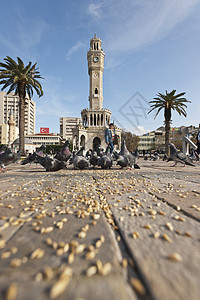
[40,128,49,133]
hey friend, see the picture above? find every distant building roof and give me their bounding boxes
[156,126,165,131]
[28,133,59,136]
[13,137,33,144]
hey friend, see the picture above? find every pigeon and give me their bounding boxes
[97,153,113,169]
[0,144,7,154]
[163,154,173,162]
[128,153,140,169]
[72,155,89,170]
[97,155,112,169]
[117,139,140,169]
[0,147,12,156]
[162,154,168,161]
[96,146,104,158]
[168,143,195,166]
[119,138,129,156]
[116,155,129,168]
[54,140,71,162]
[76,146,85,157]
[69,147,89,170]
[112,150,127,168]
[189,149,199,162]
[35,154,67,171]
[0,151,21,171]
[150,152,159,161]
[21,144,46,165]
[89,151,100,167]
[68,147,84,165]
[86,149,93,159]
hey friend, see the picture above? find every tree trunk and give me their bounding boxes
[18,83,26,155]
[164,108,171,157]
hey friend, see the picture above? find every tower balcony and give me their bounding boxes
[81,108,111,128]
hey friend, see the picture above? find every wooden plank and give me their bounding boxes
[0,172,137,300]
[100,173,200,300]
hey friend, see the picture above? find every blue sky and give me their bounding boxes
[0,0,200,135]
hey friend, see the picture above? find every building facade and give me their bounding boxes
[0,91,36,135]
[138,125,198,152]
[72,34,121,150]
[13,137,35,153]
[138,130,165,151]
[26,133,62,147]
[60,117,82,140]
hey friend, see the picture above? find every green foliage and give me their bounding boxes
[45,145,62,154]
[190,132,198,145]
[0,56,44,99]
[0,56,44,154]
[44,140,73,155]
[148,90,190,156]
[148,90,190,119]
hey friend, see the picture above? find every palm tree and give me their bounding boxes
[0,56,44,155]
[148,90,190,156]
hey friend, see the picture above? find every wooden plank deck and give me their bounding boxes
[0,159,199,300]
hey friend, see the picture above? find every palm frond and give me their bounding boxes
[169,90,176,97]
[148,90,190,121]
[0,56,44,99]
[17,57,25,70]
[1,79,14,90]
[153,106,163,119]
[0,79,12,85]
[7,83,17,94]
[26,87,33,99]
[4,56,18,68]
[0,62,15,70]
[24,62,32,74]
[172,91,186,98]
[33,80,44,97]
[173,106,187,117]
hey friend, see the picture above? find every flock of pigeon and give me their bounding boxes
[144,143,199,166]
[0,139,140,172]
[0,141,198,172]
[21,139,140,171]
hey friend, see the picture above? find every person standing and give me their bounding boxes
[105,123,115,154]
[197,124,200,154]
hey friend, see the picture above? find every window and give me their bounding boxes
[95,88,98,94]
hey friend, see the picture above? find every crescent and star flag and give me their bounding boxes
[40,128,49,133]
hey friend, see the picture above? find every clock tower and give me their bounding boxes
[87,34,105,110]
[72,34,121,151]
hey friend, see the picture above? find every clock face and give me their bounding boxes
[93,56,99,63]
